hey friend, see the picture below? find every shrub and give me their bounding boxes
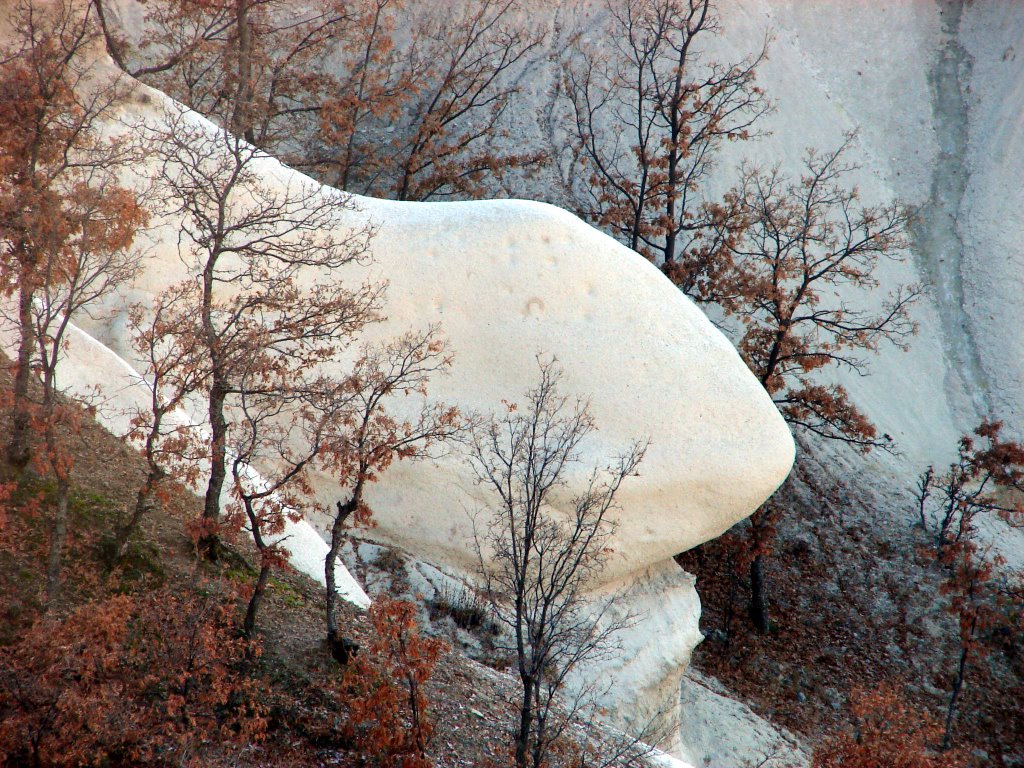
[0,585,265,767]
[340,598,444,768]
[813,685,966,768]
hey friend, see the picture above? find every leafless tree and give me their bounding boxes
[468,358,646,768]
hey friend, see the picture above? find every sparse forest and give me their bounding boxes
[1,0,1022,767]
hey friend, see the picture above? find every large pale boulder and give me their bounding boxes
[301,194,796,582]
[63,75,797,586]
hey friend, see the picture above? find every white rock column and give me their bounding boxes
[564,558,703,759]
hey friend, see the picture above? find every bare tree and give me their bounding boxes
[322,328,462,651]
[148,106,380,560]
[558,0,769,298]
[468,358,646,768]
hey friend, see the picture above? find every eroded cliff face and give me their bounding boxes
[708,0,1024,567]
[714,0,1024,466]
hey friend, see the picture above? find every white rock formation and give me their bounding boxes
[678,670,810,768]
[69,0,1024,758]
[576,560,705,758]
[0,2,805,758]
[0,47,792,764]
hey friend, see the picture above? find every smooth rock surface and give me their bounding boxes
[74,78,796,586]
[568,560,704,758]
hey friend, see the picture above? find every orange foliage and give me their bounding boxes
[322,329,461,642]
[916,419,1024,748]
[0,0,146,471]
[719,138,917,451]
[813,686,965,768]
[0,586,265,767]
[339,598,444,768]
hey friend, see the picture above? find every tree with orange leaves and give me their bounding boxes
[113,289,209,567]
[322,328,462,650]
[339,597,444,768]
[145,105,379,561]
[813,685,965,768]
[718,137,918,632]
[915,419,1024,749]
[100,0,544,201]
[0,0,148,602]
[0,0,143,470]
[98,0,351,152]
[559,0,769,297]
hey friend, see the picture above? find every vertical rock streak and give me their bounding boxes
[913,0,991,419]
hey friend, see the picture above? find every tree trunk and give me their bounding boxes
[244,561,271,639]
[8,285,36,469]
[45,476,70,605]
[664,145,678,269]
[325,498,355,643]
[529,676,548,768]
[396,163,413,202]
[749,552,770,633]
[943,645,969,750]
[200,383,228,560]
[93,0,129,71]
[723,548,738,647]
[112,472,158,566]
[233,0,255,144]
[515,677,533,768]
